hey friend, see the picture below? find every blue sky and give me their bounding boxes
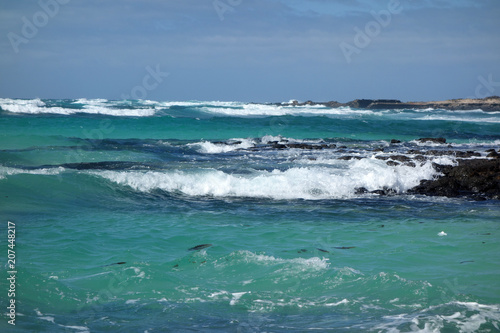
[1,0,499,102]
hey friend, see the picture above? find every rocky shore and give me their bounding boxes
[409,158,500,200]
[208,137,500,200]
[278,96,500,112]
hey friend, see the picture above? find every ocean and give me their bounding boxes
[1,98,499,332]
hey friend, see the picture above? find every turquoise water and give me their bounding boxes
[1,99,500,332]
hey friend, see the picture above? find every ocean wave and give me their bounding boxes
[3,99,500,121]
[88,161,438,200]
[188,138,256,154]
[0,98,378,118]
[0,98,156,116]
[188,136,327,154]
[0,166,65,180]
[420,114,500,123]
[372,301,500,333]
[223,250,330,270]
[199,104,374,117]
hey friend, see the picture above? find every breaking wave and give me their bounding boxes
[88,160,438,200]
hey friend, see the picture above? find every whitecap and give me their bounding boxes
[189,138,256,154]
[0,98,155,116]
[0,166,65,180]
[230,291,249,306]
[88,159,438,200]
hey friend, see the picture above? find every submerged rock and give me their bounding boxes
[188,244,213,251]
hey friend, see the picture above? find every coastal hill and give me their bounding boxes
[280,96,500,112]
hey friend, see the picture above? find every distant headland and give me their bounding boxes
[276,96,500,112]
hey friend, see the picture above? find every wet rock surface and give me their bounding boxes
[202,137,500,200]
[409,159,500,200]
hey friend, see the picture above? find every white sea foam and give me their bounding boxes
[372,301,500,333]
[3,98,499,120]
[220,250,330,272]
[58,325,90,333]
[0,98,155,116]
[125,299,140,305]
[0,166,65,180]
[324,299,349,307]
[157,100,242,108]
[420,115,500,123]
[200,103,373,117]
[72,98,156,116]
[74,98,108,105]
[189,136,327,154]
[230,291,249,306]
[89,160,438,200]
[189,138,256,154]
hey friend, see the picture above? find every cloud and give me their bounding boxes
[0,0,499,101]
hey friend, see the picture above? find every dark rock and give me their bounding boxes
[272,143,287,149]
[390,155,412,163]
[101,262,126,267]
[425,150,447,156]
[386,161,400,166]
[487,151,499,159]
[188,244,213,251]
[371,187,397,196]
[409,159,500,199]
[347,99,376,109]
[339,156,362,161]
[265,142,336,150]
[418,137,447,144]
[431,162,454,174]
[62,161,150,170]
[455,151,481,158]
[347,99,402,109]
[324,101,343,108]
[355,187,368,194]
[390,139,401,144]
[276,97,500,111]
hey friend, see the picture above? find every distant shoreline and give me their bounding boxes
[276,96,500,112]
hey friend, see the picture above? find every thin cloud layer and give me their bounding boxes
[0,0,499,102]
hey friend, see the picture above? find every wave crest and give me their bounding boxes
[88,161,438,200]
